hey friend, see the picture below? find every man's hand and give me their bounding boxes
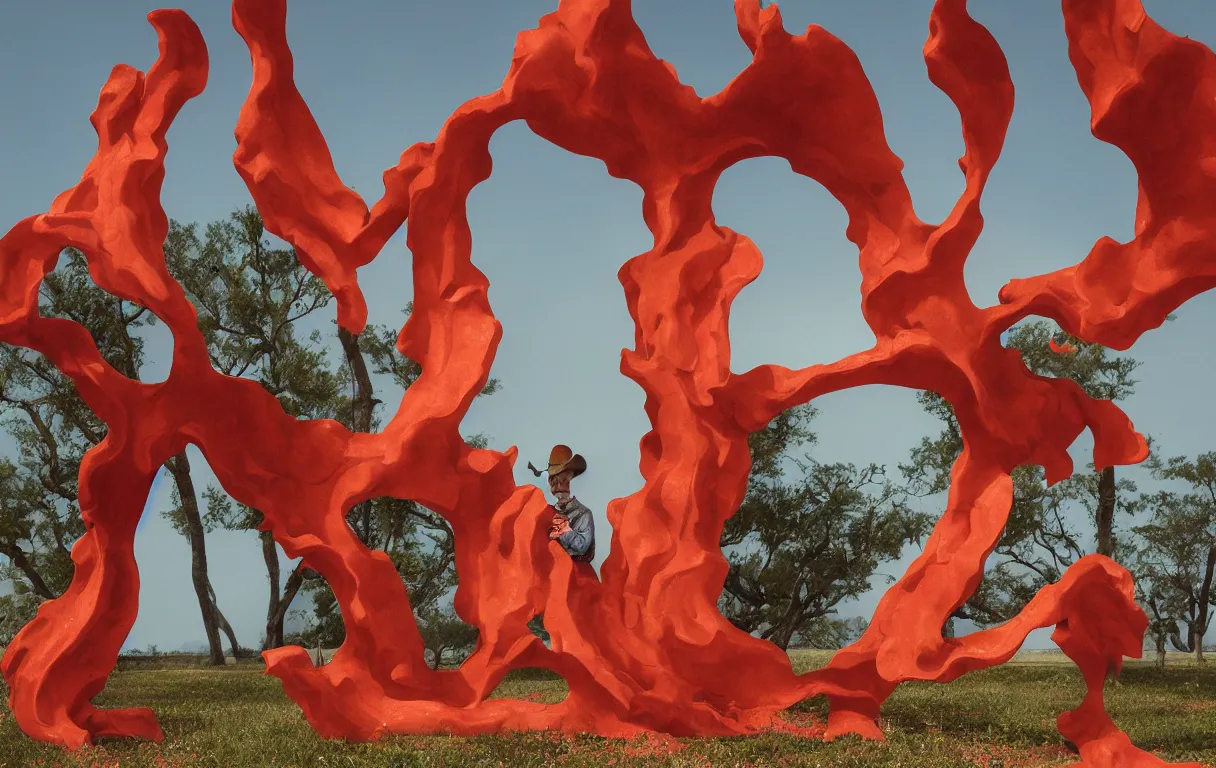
[549,516,571,539]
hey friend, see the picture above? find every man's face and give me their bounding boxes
[548,470,573,498]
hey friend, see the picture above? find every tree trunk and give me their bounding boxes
[769,621,799,651]
[1155,630,1167,670]
[337,328,377,546]
[166,451,226,666]
[766,577,811,651]
[337,328,376,434]
[428,644,445,670]
[270,564,307,645]
[259,538,309,649]
[255,524,314,651]
[215,604,243,659]
[761,593,807,651]
[207,583,245,659]
[1169,627,1193,654]
[1095,466,1117,558]
[1197,545,1215,667]
[260,528,282,650]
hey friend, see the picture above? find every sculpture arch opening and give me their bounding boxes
[462,121,655,565]
[714,157,867,375]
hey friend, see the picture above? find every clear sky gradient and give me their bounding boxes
[1,0,1214,653]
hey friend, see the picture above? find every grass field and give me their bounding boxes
[0,650,1212,767]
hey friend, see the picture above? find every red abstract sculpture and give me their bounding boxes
[0,0,1210,765]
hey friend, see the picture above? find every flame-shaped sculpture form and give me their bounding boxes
[0,1,1210,765]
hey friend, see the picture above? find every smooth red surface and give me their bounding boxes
[0,0,1210,764]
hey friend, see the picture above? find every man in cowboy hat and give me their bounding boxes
[530,445,595,563]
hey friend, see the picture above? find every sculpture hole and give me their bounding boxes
[290,494,474,664]
[526,613,550,648]
[630,1,755,99]
[714,158,867,374]
[721,387,934,652]
[463,122,652,539]
[488,666,569,705]
[958,3,1139,306]
[130,446,257,660]
[786,692,830,723]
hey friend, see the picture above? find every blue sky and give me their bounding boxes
[1,0,1214,654]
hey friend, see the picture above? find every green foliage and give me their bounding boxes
[164,208,339,420]
[290,582,345,650]
[527,614,551,645]
[1004,321,1139,401]
[1132,452,1216,660]
[795,616,869,650]
[720,405,931,649]
[417,605,480,669]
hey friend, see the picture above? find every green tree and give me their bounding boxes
[1133,452,1216,665]
[1130,529,1190,669]
[417,605,480,669]
[903,321,1140,627]
[719,404,931,650]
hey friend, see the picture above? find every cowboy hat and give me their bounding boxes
[545,444,586,478]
